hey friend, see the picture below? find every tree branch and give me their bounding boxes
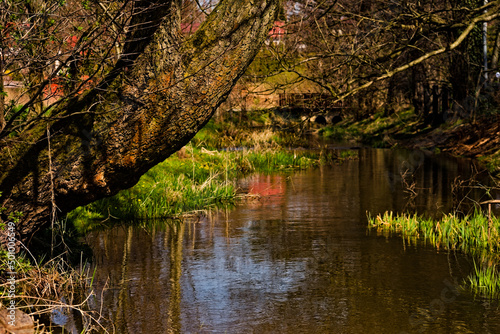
[336,6,500,103]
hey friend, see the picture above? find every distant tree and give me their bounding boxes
[255,0,500,118]
[0,0,280,244]
[492,25,500,72]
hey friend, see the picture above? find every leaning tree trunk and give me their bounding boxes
[0,0,279,244]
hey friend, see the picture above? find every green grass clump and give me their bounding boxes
[69,147,237,230]
[239,149,318,171]
[369,211,500,253]
[368,211,500,298]
[468,258,500,299]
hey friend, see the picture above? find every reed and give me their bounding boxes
[468,257,500,298]
[368,211,500,298]
[0,250,104,333]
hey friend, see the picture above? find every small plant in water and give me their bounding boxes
[468,257,500,299]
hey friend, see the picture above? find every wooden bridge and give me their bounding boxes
[278,93,343,111]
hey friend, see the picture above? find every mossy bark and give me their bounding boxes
[0,0,279,243]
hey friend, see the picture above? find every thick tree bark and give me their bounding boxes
[0,0,279,244]
[492,25,500,71]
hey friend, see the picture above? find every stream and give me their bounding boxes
[84,148,500,333]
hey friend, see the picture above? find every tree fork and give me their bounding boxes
[0,0,280,244]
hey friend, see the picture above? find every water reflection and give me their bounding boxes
[88,224,184,333]
[87,148,500,333]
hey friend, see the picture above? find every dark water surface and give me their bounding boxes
[87,149,500,333]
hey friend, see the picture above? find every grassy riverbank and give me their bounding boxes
[368,211,500,298]
[69,119,357,232]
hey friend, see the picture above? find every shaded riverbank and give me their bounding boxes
[400,113,500,174]
[316,109,500,175]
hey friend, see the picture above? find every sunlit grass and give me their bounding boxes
[468,257,500,299]
[369,211,500,252]
[69,147,237,230]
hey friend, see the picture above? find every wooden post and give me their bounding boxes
[480,200,500,218]
[480,200,500,245]
[479,199,500,247]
